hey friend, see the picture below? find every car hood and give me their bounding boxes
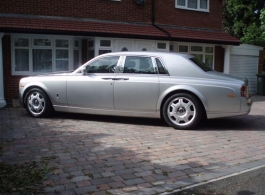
[206,70,245,83]
[32,71,73,77]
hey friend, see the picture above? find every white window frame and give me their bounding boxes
[175,0,209,12]
[177,43,215,69]
[12,34,81,75]
[95,38,114,56]
[12,36,31,74]
[156,41,169,51]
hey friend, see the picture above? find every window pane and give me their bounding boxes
[15,49,29,71]
[191,46,203,52]
[205,55,213,68]
[74,40,79,47]
[192,54,203,61]
[157,43,167,49]
[99,50,112,55]
[179,45,188,52]
[34,39,51,46]
[74,50,80,70]
[188,0,197,9]
[205,47,213,53]
[177,0,185,6]
[100,40,111,47]
[33,49,52,72]
[86,56,119,73]
[200,0,207,9]
[56,40,69,48]
[14,38,29,47]
[88,40,94,48]
[56,50,69,71]
[123,56,155,74]
[155,58,167,74]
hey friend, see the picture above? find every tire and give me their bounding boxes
[24,88,53,118]
[162,93,202,130]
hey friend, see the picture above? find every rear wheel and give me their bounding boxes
[25,88,53,118]
[163,93,202,130]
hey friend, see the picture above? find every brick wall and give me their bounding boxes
[3,35,23,105]
[1,0,223,30]
[0,0,152,24]
[214,46,224,72]
[155,0,223,30]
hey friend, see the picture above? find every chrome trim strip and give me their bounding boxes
[53,105,160,118]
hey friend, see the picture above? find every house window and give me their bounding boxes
[12,35,81,75]
[179,45,188,53]
[55,39,69,71]
[14,38,29,71]
[177,43,214,69]
[100,40,111,47]
[74,40,81,70]
[176,0,209,12]
[157,42,167,50]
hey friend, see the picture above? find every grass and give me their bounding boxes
[0,156,56,194]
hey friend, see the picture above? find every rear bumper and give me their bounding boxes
[207,96,252,119]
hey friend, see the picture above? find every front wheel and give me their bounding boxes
[24,88,53,118]
[162,93,202,130]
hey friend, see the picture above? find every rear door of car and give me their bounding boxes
[113,55,159,112]
[67,55,121,109]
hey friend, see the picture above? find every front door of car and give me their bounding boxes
[114,56,159,112]
[67,55,121,109]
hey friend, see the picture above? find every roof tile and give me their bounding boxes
[0,16,240,45]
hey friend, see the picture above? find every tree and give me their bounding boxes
[223,0,265,46]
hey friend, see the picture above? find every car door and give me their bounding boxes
[67,55,121,109]
[114,55,159,112]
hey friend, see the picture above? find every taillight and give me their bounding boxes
[241,85,247,97]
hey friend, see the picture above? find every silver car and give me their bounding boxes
[19,52,252,129]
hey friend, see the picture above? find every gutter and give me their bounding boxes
[151,0,171,38]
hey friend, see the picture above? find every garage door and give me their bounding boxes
[230,55,258,94]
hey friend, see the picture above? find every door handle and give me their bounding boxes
[102,78,113,80]
[112,78,129,80]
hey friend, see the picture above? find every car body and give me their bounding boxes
[19,51,252,129]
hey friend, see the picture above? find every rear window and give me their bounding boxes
[189,57,212,72]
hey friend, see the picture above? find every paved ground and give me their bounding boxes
[1,95,265,195]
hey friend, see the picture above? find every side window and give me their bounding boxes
[86,56,119,73]
[155,58,167,74]
[123,56,156,74]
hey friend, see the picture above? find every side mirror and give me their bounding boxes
[81,67,86,76]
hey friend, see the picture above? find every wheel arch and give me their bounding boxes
[22,83,50,107]
[158,86,207,120]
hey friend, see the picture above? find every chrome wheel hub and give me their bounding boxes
[27,92,45,115]
[167,97,196,126]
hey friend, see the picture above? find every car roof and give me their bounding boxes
[99,51,194,59]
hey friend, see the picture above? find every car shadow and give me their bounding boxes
[52,111,169,127]
[51,111,265,131]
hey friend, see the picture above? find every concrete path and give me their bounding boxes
[1,95,265,195]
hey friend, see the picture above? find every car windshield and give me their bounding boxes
[189,57,212,72]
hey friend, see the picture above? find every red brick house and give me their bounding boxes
[0,0,240,107]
